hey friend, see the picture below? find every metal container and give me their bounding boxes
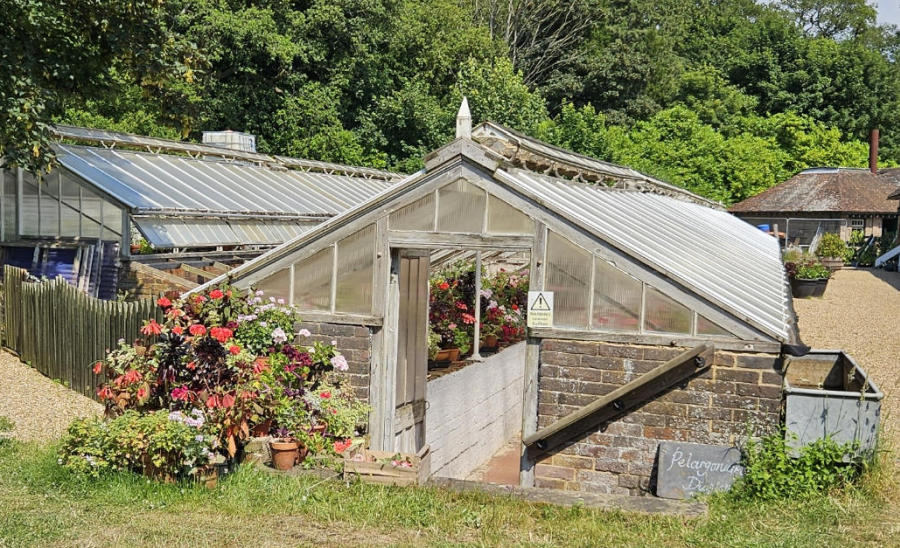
[783,350,882,454]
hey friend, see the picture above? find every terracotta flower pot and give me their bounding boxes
[311,423,326,435]
[270,439,300,470]
[481,335,498,350]
[446,348,460,362]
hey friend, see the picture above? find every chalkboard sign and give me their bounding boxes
[656,442,744,499]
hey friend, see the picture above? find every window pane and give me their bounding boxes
[293,246,333,311]
[20,172,38,236]
[644,287,691,334]
[390,193,434,231]
[39,178,60,237]
[487,194,533,235]
[437,179,485,233]
[696,314,732,337]
[592,259,641,331]
[3,169,16,240]
[544,231,591,329]
[81,187,104,238]
[102,200,122,237]
[335,224,375,315]
[256,266,291,303]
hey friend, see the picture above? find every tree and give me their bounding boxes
[0,0,187,172]
[778,0,877,39]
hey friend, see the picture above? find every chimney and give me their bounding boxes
[456,97,472,139]
[869,129,879,174]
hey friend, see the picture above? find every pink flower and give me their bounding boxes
[92,361,103,375]
[171,387,190,401]
[229,345,241,355]
[189,324,207,336]
[172,325,183,335]
[156,296,172,308]
[320,391,331,399]
[136,387,148,400]
[330,355,349,372]
[298,328,311,337]
[209,289,224,300]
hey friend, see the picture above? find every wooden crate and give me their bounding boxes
[343,445,430,486]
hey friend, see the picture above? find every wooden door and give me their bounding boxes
[393,250,429,453]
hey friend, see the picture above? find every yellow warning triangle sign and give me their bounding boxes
[531,293,551,311]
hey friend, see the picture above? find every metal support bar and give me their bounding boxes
[523,344,715,452]
[472,250,482,360]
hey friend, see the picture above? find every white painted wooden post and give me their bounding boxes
[472,250,482,360]
[520,221,546,487]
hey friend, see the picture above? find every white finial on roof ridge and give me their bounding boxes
[456,97,471,139]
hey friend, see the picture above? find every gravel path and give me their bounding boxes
[793,268,900,444]
[0,351,101,443]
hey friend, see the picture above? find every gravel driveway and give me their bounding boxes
[0,351,101,443]
[793,268,900,444]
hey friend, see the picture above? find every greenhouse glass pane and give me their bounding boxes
[3,169,16,240]
[437,179,486,233]
[102,199,122,237]
[39,183,60,237]
[20,173,38,236]
[643,287,691,334]
[592,259,641,331]
[486,194,533,235]
[293,246,333,312]
[389,193,434,231]
[256,266,291,304]
[81,187,104,237]
[335,224,375,315]
[544,231,591,329]
[696,314,733,337]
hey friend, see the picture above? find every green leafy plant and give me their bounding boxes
[733,431,862,500]
[816,233,850,262]
[58,410,216,479]
[795,261,831,280]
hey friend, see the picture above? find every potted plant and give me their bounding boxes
[269,428,306,470]
[788,260,832,298]
[816,233,850,271]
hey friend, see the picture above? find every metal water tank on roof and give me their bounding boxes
[202,130,257,153]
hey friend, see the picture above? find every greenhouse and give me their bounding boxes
[0,125,401,298]
[195,105,798,494]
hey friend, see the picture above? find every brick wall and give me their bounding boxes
[295,321,374,403]
[118,261,197,299]
[534,339,782,495]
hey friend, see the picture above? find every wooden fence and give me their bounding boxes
[2,266,162,398]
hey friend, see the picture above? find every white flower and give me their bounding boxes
[298,328,311,337]
[480,289,493,299]
[195,435,204,442]
[269,297,276,303]
[256,290,264,296]
[331,340,337,346]
[272,327,288,344]
[277,298,285,305]
[331,354,349,371]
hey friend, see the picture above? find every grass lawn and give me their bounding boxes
[0,441,896,547]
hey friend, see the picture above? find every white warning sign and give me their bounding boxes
[527,291,554,328]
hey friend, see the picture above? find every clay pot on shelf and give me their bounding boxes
[481,335,499,350]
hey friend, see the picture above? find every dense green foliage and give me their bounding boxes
[734,431,863,500]
[4,0,899,203]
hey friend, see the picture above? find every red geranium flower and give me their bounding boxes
[186,361,196,370]
[141,319,162,336]
[333,439,352,454]
[97,386,113,400]
[229,344,241,355]
[172,325,183,335]
[92,361,103,374]
[320,391,331,399]
[210,326,233,343]
[462,313,476,325]
[438,281,450,290]
[156,296,172,308]
[136,387,147,400]
[455,301,467,310]
[189,324,207,336]
[209,289,224,300]
[511,304,519,311]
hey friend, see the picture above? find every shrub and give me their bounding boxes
[733,432,862,500]
[795,261,831,280]
[59,410,216,479]
[816,233,850,261]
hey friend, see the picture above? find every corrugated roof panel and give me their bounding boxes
[54,144,393,217]
[498,169,789,340]
[133,217,316,248]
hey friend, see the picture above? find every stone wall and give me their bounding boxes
[426,342,525,479]
[295,321,374,403]
[534,339,782,495]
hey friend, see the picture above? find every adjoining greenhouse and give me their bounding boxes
[194,104,813,495]
[0,126,402,298]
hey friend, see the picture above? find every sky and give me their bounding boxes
[876,1,900,26]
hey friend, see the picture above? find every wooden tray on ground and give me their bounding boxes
[343,445,430,486]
